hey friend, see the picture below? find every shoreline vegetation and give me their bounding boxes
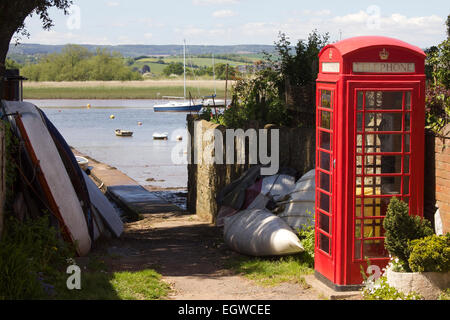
[23,80,231,100]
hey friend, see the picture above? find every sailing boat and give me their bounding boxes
[202,53,228,108]
[153,40,204,113]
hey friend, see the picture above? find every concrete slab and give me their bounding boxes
[72,149,182,218]
[107,185,181,214]
[304,275,362,300]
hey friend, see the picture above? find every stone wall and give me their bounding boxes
[425,126,450,234]
[187,115,316,223]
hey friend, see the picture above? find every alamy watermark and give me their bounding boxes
[66,258,81,290]
[66,5,82,30]
[171,122,280,176]
[366,5,382,30]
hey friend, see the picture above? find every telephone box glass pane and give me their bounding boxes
[319,213,330,234]
[321,90,332,109]
[363,219,385,237]
[365,113,403,132]
[355,240,362,260]
[406,92,411,110]
[404,176,410,195]
[404,155,410,173]
[320,193,330,213]
[381,176,402,194]
[363,240,388,258]
[405,113,411,131]
[365,134,403,153]
[320,172,331,192]
[355,220,362,238]
[365,155,402,174]
[320,131,332,151]
[405,134,410,152]
[320,152,331,171]
[320,234,330,254]
[357,92,364,110]
[366,91,403,110]
[321,111,332,130]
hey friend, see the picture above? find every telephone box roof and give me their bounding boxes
[319,36,426,58]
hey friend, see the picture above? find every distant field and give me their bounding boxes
[140,57,253,68]
[23,80,232,99]
[132,54,259,76]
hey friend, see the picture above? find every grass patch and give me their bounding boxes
[226,253,314,288]
[110,270,171,300]
[23,85,225,100]
[50,268,171,300]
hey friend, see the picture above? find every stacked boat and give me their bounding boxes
[1,101,124,256]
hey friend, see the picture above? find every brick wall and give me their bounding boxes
[424,126,450,234]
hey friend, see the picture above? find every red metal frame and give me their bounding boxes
[314,36,426,288]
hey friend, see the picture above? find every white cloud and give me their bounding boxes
[193,0,239,5]
[329,11,445,44]
[301,9,332,17]
[106,1,120,7]
[212,10,237,18]
[174,26,206,37]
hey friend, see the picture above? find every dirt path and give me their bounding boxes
[94,210,328,300]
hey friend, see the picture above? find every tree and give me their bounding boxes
[141,64,151,74]
[0,1,72,84]
[425,14,450,134]
[447,14,450,38]
[162,62,184,76]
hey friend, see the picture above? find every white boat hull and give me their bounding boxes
[224,209,303,256]
[4,101,91,256]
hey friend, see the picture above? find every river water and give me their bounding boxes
[26,99,190,189]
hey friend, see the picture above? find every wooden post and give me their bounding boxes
[224,64,229,107]
[0,121,5,239]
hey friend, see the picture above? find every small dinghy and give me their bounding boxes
[153,132,169,140]
[76,156,89,171]
[115,129,133,137]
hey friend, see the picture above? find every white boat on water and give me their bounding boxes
[154,100,203,113]
[153,132,169,140]
[115,129,133,137]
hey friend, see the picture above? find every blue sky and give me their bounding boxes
[17,0,449,48]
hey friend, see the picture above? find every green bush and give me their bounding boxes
[0,216,75,300]
[297,210,315,266]
[0,242,44,300]
[383,198,434,271]
[408,234,450,273]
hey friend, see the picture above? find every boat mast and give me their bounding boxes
[183,39,186,99]
[213,53,216,96]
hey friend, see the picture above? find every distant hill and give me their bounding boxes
[8,43,276,58]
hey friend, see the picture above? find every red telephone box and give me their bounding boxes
[314,36,426,290]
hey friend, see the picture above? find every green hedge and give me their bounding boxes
[409,234,450,273]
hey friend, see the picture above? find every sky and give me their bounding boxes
[16,0,449,48]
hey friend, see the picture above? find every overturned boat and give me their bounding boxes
[223,208,304,256]
[2,101,124,256]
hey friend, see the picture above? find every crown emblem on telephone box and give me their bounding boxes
[379,48,389,60]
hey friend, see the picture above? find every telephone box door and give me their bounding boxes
[347,80,423,284]
[315,84,337,282]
